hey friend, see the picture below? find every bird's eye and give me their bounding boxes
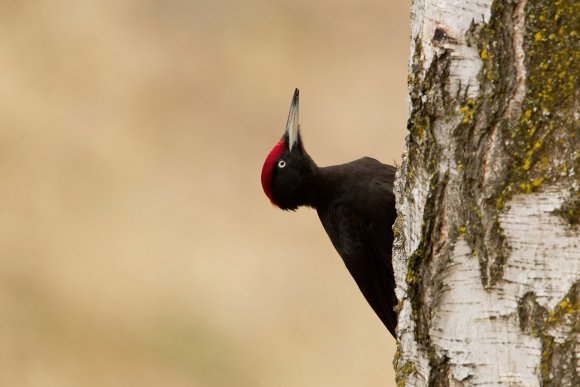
[277,160,286,168]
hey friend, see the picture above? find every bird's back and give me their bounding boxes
[316,158,397,335]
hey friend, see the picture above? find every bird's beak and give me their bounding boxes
[285,88,300,152]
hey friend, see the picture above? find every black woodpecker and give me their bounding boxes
[261,89,398,337]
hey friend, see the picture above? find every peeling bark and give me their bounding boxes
[394,0,579,385]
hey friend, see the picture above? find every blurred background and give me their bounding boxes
[0,1,408,386]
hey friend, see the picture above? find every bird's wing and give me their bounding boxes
[318,203,397,336]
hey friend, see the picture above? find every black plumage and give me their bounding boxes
[261,89,397,337]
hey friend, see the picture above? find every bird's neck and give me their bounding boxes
[299,164,343,209]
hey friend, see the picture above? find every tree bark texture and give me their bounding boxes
[393,0,579,385]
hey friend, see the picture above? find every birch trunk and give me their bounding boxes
[393,0,579,385]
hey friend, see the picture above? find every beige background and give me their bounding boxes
[0,1,409,386]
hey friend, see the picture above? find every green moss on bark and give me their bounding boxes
[538,281,580,386]
[553,188,580,226]
[455,0,579,286]
[485,0,579,218]
[393,345,418,387]
[513,0,579,195]
[405,36,454,345]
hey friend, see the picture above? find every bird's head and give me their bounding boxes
[261,89,316,210]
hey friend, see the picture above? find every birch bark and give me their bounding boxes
[393,0,579,385]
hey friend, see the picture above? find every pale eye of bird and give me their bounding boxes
[277,160,286,168]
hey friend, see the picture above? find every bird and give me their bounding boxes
[260,88,398,337]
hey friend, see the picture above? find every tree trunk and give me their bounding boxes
[393,0,579,385]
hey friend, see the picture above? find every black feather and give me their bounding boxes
[316,159,397,336]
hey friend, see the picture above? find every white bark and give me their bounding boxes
[394,0,579,385]
[431,190,578,385]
